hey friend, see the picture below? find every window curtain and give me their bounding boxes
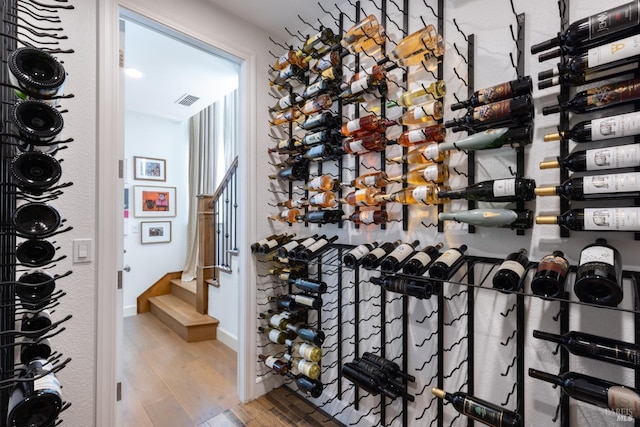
[182,89,238,281]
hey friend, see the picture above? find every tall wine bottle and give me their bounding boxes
[300,129,341,147]
[540,143,640,172]
[300,27,339,56]
[342,133,387,155]
[574,238,623,307]
[451,76,532,111]
[432,388,522,427]
[267,295,298,311]
[301,94,333,116]
[535,172,640,200]
[387,142,446,164]
[267,208,301,224]
[285,339,322,363]
[268,160,309,181]
[445,96,533,131]
[8,47,66,102]
[342,171,389,189]
[376,184,448,205]
[398,101,443,126]
[492,249,529,293]
[299,209,345,224]
[438,126,532,152]
[296,235,338,261]
[362,352,416,381]
[296,111,340,131]
[342,363,398,399]
[530,251,570,299]
[257,233,295,254]
[543,77,640,115]
[269,93,304,112]
[396,124,447,147]
[7,359,62,427]
[339,188,382,207]
[284,354,321,380]
[343,243,379,268]
[529,368,640,418]
[277,234,320,258]
[439,209,534,229]
[379,240,420,273]
[258,354,289,375]
[341,15,384,54]
[344,210,389,225]
[289,277,327,294]
[286,323,325,346]
[437,178,536,202]
[305,175,340,192]
[544,111,640,143]
[251,233,280,253]
[290,294,323,309]
[370,275,436,299]
[258,326,294,345]
[362,240,401,270]
[387,80,446,108]
[428,244,467,280]
[289,373,323,397]
[303,143,344,162]
[403,242,444,276]
[536,207,640,231]
[307,191,337,208]
[341,114,394,137]
[386,163,449,185]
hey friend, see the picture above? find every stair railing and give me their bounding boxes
[211,156,239,276]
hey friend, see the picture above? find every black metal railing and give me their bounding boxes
[213,156,239,275]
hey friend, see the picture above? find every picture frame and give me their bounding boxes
[133,185,176,217]
[140,221,172,244]
[134,156,166,181]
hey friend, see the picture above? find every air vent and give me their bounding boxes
[175,93,200,107]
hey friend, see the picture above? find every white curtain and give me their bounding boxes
[182,90,238,281]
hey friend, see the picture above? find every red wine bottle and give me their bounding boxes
[343,242,379,268]
[530,251,570,299]
[574,238,623,307]
[403,242,444,276]
[361,240,401,270]
[299,209,345,224]
[451,76,532,110]
[428,245,467,280]
[432,388,522,427]
[289,372,323,397]
[534,172,640,200]
[7,359,62,427]
[258,354,289,375]
[543,77,640,115]
[288,277,327,294]
[544,111,640,143]
[296,111,340,131]
[342,363,398,399]
[437,178,536,202]
[539,143,640,173]
[362,352,416,382]
[492,249,529,293]
[286,323,325,346]
[370,275,436,300]
[379,240,420,273]
[296,235,338,261]
[445,96,533,132]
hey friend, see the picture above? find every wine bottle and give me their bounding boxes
[445,96,533,131]
[438,126,532,152]
[544,111,640,143]
[370,275,436,299]
[320,65,343,81]
[432,388,522,427]
[251,233,280,253]
[303,143,344,162]
[258,354,289,375]
[438,178,536,202]
[21,310,52,336]
[269,93,304,112]
[428,244,467,280]
[269,268,305,283]
[344,210,389,225]
[270,64,307,88]
[439,209,534,229]
[296,111,340,131]
[342,171,389,189]
[403,242,444,276]
[536,207,640,231]
[12,203,62,239]
[273,48,306,71]
[339,188,382,207]
[290,373,323,397]
[268,295,298,311]
[361,352,416,381]
[300,27,339,56]
[276,235,317,258]
[285,339,322,363]
[305,174,340,192]
[342,133,388,155]
[531,1,640,55]
[20,337,52,364]
[398,101,443,126]
[341,15,383,50]
[8,47,66,102]
[574,238,623,307]
[267,209,301,225]
[528,368,640,418]
[362,240,401,270]
[284,354,321,380]
[308,50,340,74]
[269,108,303,126]
[300,129,341,147]
[535,172,640,200]
[286,323,325,345]
[268,138,303,155]
[540,143,640,173]
[396,124,447,147]
[274,198,307,210]
[534,329,640,369]
[339,75,388,104]
[259,311,301,330]
[299,209,345,224]
[301,78,340,101]
[387,142,446,164]
[258,326,293,345]
[341,114,394,137]
[451,76,532,111]
[17,271,56,310]
[15,239,56,267]
[307,191,337,208]
[290,294,322,309]
[343,242,379,268]
[289,277,327,294]
[12,100,64,146]
[296,235,339,261]
[387,80,446,108]
[389,25,440,63]
[11,151,62,194]
[7,359,62,427]
[379,240,420,273]
[301,94,333,116]
[543,77,640,115]
[530,251,570,299]
[376,184,448,205]
[351,359,409,397]
[492,249,529,293]
[342,363,399,399]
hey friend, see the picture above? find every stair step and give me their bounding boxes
[170,279,197,307]
[148,294,219,342]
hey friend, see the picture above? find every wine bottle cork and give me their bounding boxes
[534,186,559,196]
[539,159,561,169]
[535,215,559,225]
[543,132,562,142]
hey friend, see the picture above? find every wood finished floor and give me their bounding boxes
[124,313,340,427]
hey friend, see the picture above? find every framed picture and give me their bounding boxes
[134,186,176,217]
[134,156,166,181]
[140,221,172,244]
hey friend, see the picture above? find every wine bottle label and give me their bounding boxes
[437,249,462,267]
[298,359,313,376]
[499,260,526,279]
[477,82,512,104]
[300,237,317,248]
[348,244,372,260]
[587,79,640,107]
[281,240,299,252]
[413,103,435,120]
[358,210,375,224]
[591,112,640,141]
[256,238,269,246]
[589,3,640,41]
[268,329,282,343]
[279,66,293,80]
[580,246,615,266]
[537,254,570,276]
[422,165,439,182]
[269,315,285,329]
[388,244,413,263]
[304,81,323,98]
[462,398,505,425]
[306,238,329,253]
[608,386,640,418]
[299,343,315,360]
[492,178,516,197]
[407,129,427,143]
[473,99,511,122]
[363,175,379,187]
[351,77,370,94]
[583,172,640,194]
[354,189,373,206]
[34,372,61,395]
[308,176,323,190]
[347,139,367,154]
[586,144,640,170]
[588,34,640,68]
[278,94,293,110]
[265,239,279,249]
[423,144,440,161]
[294,295,316,306]
[410,251,435,266]
[368,247,386,259]
[412,186,429,203]
[309,193,328,205]
[264,355,278,369]
[304,131,324,145]
[347,118,362,133]
[583,207,640,230]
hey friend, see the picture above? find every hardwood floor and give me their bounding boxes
[123,313,341,427]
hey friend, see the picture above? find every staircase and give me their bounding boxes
[141,275,219,342]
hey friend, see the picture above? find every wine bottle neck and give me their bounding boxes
[528,368,563,386]
[533,329,564,345]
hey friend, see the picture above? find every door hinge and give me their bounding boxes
[119,49,124,68]
[118,159,124,179]
[117,271,123,289]
[116,382,122,401]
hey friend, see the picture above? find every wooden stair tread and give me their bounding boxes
[169,279,197,294]
[149,294,219,327]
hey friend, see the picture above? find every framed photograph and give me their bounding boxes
[134,156,166,181]
[140,221,172,244]
[134,186,176,217]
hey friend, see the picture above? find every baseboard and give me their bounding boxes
[123,305,137,317]
[216,326,238,352]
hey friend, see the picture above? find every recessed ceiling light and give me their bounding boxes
[124,67,144,78]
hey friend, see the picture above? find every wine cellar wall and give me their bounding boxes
[255,1,640,426]
[0,1,74,426]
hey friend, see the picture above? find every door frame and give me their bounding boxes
[97,1,258,425]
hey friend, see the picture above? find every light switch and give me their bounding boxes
[73,239,93,264]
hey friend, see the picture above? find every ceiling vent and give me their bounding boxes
[175,93,200,107]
